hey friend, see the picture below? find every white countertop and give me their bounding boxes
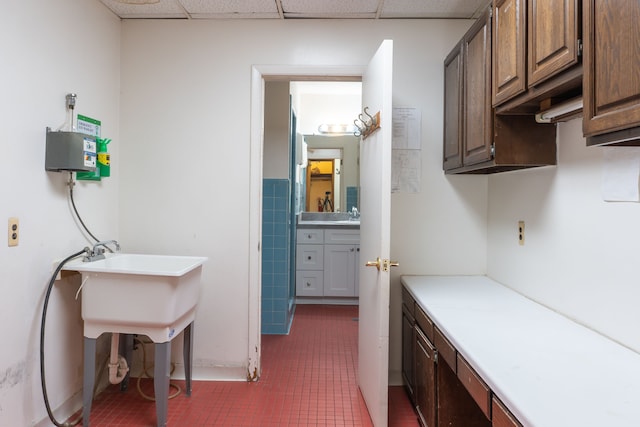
[401,275,640,427]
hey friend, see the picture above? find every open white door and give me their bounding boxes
[358,40,393,427]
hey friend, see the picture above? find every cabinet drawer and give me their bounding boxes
[296,245,324,270]
[434,327,456,371]
[296,271,323,297]
[324,229,359,245]
[297,229,324,244]
[401,287,415,317]
[492,397,521,427]
[457,355,491,420]
[414,305,433,343]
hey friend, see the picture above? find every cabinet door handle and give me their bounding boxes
[307,256,312,260]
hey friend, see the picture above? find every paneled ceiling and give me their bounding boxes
[98,0,489,19]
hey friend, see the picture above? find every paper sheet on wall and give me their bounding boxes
[391,107,421,193]
[602,147,640,202]
[392,149,421,193]
[392,107,421,149]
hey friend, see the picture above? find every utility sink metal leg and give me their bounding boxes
[183,322,193,396]
[83,337,97,427]
[154,342,171,427]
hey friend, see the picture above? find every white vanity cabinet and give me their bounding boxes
[296,227,360,301]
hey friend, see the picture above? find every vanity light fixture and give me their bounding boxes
[318,124,358,135]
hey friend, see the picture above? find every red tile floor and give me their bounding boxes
[74,305,419,426]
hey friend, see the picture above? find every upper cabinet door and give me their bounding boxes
[463,11,493,167]
[492,0,527,106]
[583,0,640,138]
[528,0,580,86]
[443,42,463,171]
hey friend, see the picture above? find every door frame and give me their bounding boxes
[249,65,364,378]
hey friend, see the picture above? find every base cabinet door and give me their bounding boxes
[415,327,437,427]
[323,244,358,297]
[402,304,416,402]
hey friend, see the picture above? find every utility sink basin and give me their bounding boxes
[63,253,207,342]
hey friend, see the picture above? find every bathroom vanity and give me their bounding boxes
[296,213,360,304]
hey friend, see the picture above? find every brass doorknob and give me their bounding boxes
[365,257,381,271]
[365,258,399,272]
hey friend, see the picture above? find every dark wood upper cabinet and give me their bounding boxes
[492,0,582,114]
[444,7,557,174]
[528,0,580,86]
[583,0,640,145]
[493,0,527,105]
[463,11,494,167]
[443,42,463,170]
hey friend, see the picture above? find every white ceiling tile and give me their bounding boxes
[180,0,279,14]
[281,0,379,16]
[99,0,188,18]
[381,0,489,19]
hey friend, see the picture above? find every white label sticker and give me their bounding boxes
[83,138,97,168]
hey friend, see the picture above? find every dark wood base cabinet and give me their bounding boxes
[402,287,521,427]
[403,287,502,427]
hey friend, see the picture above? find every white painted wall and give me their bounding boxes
[0,0,120,425]
[118,19,481,382]
[487,119,640,353]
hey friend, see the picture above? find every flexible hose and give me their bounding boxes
[68,172,100,244]
[40,248,88,427]
[133,337,182,401]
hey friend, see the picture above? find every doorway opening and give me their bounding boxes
[250,66,365,378]
[261,80,362,336]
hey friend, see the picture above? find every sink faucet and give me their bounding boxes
[83,240,120,262]
[349,207,360,220]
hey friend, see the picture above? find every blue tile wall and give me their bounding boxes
[262,179,294,334]
[346,186,359,212]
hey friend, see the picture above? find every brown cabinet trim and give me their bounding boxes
[457,355,492,420]
[434,327,457,371]
[492,396,522,427]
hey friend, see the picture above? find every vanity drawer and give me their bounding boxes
[324,229,359,245]
[296,270,324,297]
[297,229,324,244]
[492,397,522,427]
[414,305,433,342]
[296,245,324,270]
[401,287,415,317]
[457,355,491,419]
[434,327,457,371]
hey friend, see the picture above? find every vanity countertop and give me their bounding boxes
[296,220,359,229]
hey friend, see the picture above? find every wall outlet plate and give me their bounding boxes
[518,220,525,246]
[8,217,19,247]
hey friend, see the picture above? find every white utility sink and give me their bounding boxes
[63,253,207,342]
[64,252,207,427]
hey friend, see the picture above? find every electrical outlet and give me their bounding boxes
[8,217,19,247]
[518,220,525,246]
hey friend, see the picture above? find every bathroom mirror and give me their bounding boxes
[300,135,359,213]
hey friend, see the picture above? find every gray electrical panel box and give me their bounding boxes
[45,129,97,172]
